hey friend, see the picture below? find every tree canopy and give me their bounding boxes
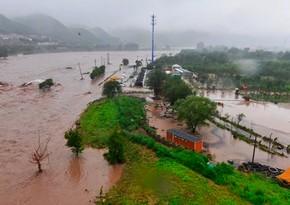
[122,58,129,66]
[102,80,122,98]
[65,129,84,156]
[146,68,167,96]
[163,77,192,105]
[174,95,217,133]
[104,128,125,164]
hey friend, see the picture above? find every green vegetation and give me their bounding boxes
[104,128,125,164]
[174,95,217,133]
[155,48,290,102]
[146,68,167,96]
[122,58,129,66]
[90,65,105,79]
[76,96,289,204]
[38,78,54,90]
[163,77,192,105]
[64,129,84,156]
[102,80,122,98]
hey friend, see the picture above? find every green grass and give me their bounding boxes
[100,142,248,205]
[78,99,119,148]
[76,96,290,204]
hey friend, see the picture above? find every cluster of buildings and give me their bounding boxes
[164,64,197,81]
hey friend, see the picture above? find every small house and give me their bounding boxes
[166,128,203,152]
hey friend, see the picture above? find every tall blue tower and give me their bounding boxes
[151,15,156,67]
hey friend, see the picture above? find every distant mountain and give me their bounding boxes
[111,28,151,47]
[70,27,103,46]
[0,13,31,34]
[14,14,81,43]
[90,27,120,45]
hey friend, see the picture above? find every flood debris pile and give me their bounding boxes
[240,162,284,178]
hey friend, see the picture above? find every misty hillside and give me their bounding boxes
[14,14,82,43]
[0,14,31,35]
[70,27,103,45]
[112,27,285,48]
[90,27,120,45]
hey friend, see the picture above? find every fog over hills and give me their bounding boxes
[2,0,290,49]
[0,13,119,47]
[1,12,289,50]
[0,13,31,35]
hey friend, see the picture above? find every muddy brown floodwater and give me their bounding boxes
[0,51,171,205]
[147,90,290,170]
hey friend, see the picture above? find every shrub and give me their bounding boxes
[65,129,84,155]
[90,65,105,79]
[39,78,54,90]
[104,128,125,164]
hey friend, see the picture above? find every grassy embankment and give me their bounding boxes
[77,96,290,204]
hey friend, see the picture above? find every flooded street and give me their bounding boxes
[0,51,167,205]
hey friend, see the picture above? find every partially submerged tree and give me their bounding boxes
[39,78,54,90]
[90,65,106,79]
[65,129,84,156]
[174,95,217,133]
[122,58,129,66]
[135,60,142,67]
[104,128,125,164]
[29,136,51,172]
[146,68,167,97]
[236,113,246,125]
[102,80,122,98]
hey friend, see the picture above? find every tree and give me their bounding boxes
[102,80,122,98]
[174,95,217,133]
[104,128,125,164]
[29,136,51,172]
[163,77,192,105]
[90,65,106,79]
[65,129,84,156]
[146,68,167,96]
[135,60,142,67]
[0,47,8,59]
[122,58,129,66]
[236,113,245,125]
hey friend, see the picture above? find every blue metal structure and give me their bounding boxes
[151,15,156,66]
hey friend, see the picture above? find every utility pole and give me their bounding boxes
[78,63,84,80]
[151,14,156,67]
[251,135,257,166]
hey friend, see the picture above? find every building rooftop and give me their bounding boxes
[167,128,202,142]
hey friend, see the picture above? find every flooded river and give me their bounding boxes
[0,51,170,205]
[1,51,290,204]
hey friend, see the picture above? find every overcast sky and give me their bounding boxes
[1,0,290,36]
